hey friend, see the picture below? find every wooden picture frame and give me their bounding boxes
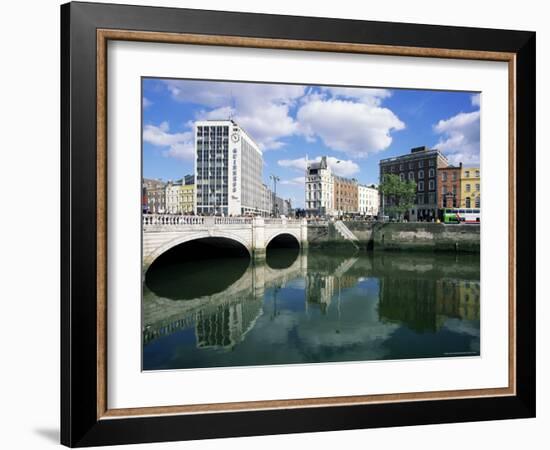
[61,1,535,446]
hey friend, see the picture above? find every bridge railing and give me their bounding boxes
[143,214,304,230]
[214,217,253,225]
[143,214,205,226]
[306,219,329,226]
[264,218,303,225]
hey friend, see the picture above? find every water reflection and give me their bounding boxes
[142,251,480,370]
[266,247,300,269]
[145,257,250,300]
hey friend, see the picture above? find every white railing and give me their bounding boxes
[264,218,302,225]
[143,214,205,226]
[143,214,303,230]
[214,217,253,225]
[306,218,329,226]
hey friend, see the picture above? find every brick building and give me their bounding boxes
[379,146,449,221]
[333,175,358,216]
[438,164,462,209]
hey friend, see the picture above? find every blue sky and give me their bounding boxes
[142,78,480,208]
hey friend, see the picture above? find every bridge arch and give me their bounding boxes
[265,231,301,249]
[144,231,252,271]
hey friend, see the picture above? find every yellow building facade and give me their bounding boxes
[181,184,195,214]
[460,167,481,209]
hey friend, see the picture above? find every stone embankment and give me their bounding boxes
[307,221,480,253]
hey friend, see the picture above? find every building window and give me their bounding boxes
[400,173,405,181]
[465,197,471,208]
[417,194,424,205]
[418,160,424,168]
[452,172,457,181]
[475,170,480,177]
[442,172,447,181]
[475,196,480,208]
[418,180,424,191]
[465,170,470,177]
[442,186,447,195]
[399,164,404,170]
[429,168,435,178]
[409,162,414,169]
[429,180,435,191]
[466,184,471,192]
[475,183,480,191]
[418,170,424,179]
[408,171,414,180]
[429,159,435,166]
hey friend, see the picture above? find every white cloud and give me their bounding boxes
[322,87,392,106]
[277,158,308,171]
[143,97,153,109]
[164,80,305,150]
[143,122,194,161]
[158,81,403,161]
[278,156,360,178]
[279,176,306,186]
[434,110,480,165]
[297,96,405,157]
[471,93,480,107]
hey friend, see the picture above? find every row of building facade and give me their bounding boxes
[143,177,196,214]
[379,146,480,221]
[144,120,291,216]
[144,118,479,221]
[143,175,292,217]
[305,156,379,217]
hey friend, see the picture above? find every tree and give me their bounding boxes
[379,174,417,221]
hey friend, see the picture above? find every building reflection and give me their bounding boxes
[306,274,334,313]
[143,250,305,347]
[143,250,480,350]
[435,278,480,324]
[378,277,480,333]
[195,296,263,349]
[306,274,359,314]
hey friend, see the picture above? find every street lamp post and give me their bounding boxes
[270,174,280,217]
[334,160,341,218]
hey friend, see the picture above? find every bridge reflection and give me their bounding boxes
[142,252,480,350]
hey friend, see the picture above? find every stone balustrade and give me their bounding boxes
[143,214,303,230]
[214,216,253,225]
[143,214,205,226]
[142,214,308,268]
[264,218,302,225]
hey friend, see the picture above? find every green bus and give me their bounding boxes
[440,208,481,224]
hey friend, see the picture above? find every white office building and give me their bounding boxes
[358,184,379,217]
[305,156,334,216]
[165,179,183,214]
[195,120,264,216]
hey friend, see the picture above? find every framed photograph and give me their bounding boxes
[61,1,536,447]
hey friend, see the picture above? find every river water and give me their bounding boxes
[142,249,480,371]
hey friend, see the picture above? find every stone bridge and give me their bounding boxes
[143,215,308,269]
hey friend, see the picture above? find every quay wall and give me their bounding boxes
[307,222,480,253]
[306,222,356,249]
[372,223,480,252]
